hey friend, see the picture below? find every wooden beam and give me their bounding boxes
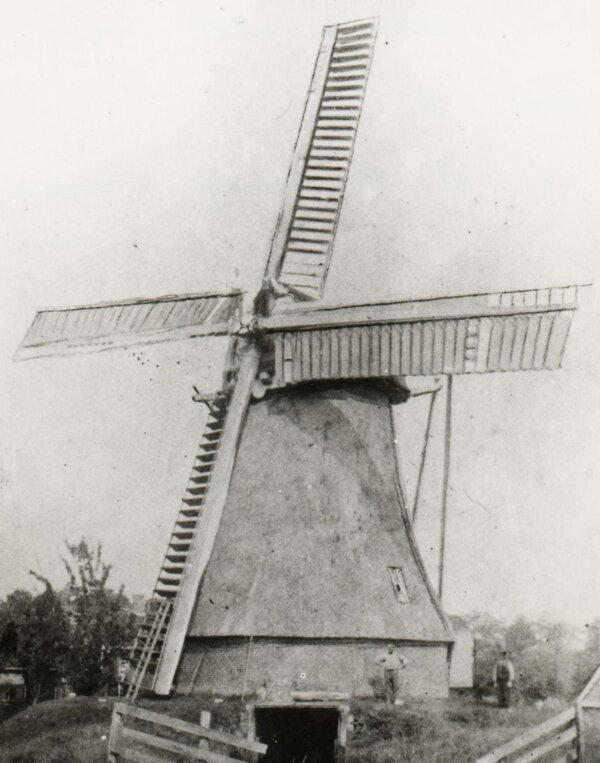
[438,376,452,601]
[412,388,439,524]
[511,726,577,763]
[152,346,261,697]
[263,286,579,332]
[107,704,124,763]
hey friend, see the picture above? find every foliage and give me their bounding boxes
[465,613,582,702]
[0,585,70,704]
[573,619,600,694]
[61,539,136,695]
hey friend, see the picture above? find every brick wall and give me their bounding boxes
[177,637,450,700]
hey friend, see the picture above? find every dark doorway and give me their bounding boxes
[255,707,340,763]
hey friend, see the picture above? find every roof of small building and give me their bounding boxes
[0,671,25,687]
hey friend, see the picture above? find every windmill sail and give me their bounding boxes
[261,285,579,386]
[265,17,379,301]
[15,291,242,360]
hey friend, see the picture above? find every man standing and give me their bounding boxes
[376,644,408,705]
[493,650,515,708]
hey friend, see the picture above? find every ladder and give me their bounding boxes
[125,598,171,702]
[124,394,230,700]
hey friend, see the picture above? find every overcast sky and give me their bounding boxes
[1,0,599,627]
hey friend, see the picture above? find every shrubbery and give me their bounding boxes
[0,539,136,703]
[466,612,600,702]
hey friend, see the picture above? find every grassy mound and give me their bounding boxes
[347,698,566,762]
[0,694,568,762]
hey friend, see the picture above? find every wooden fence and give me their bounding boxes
[107,702,267,763]
[476,707,579,763]
[477,663,600,763]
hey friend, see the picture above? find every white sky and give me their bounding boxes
[1,0,599,626]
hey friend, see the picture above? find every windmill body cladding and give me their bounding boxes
[17,17,579,703]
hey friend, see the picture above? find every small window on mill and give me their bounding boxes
[388,567,409,604]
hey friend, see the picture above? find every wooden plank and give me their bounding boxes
[107,704,124,763]
[487,317,504,371]
[121,728,244,763]
[421,321,434,375]
[152,348,261,696]
[301,332,312,380]
[581,699,600,708]
[532,314,554,370]
[292,333,303,383]
[432,321,445,374]
[310,331,321,379]
[119,748,170,763]
[273,336,284,388]
[390,324,401,375]
[329,328,339,377]
[464,318,479,373]
[442,321,456,374]
[510,315,529,371]
[511,726,577,763]
[476,317,492,373]
[370,325,381,376]
[576,700,586,762]
[320,329,331,378]
[400,323,412,374]
[520,314,541,370]
[349,327,361,377]
[283,333,294,384]
[360,326,370,376]
[454,320,467,374]
[411,322,422,374]
[476,708,576,763]
[339,327,350,376]
[544,312,574,370]
[380,324,391,375]
[117,703,266,754]
[498,317,516,371]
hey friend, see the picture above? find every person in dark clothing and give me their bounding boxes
[493,650,515,708]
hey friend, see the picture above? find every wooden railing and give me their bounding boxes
[476,707,579,762]
[107,702,267,763]
[477,662,600,763]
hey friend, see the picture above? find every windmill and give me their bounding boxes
[16,17,579,705]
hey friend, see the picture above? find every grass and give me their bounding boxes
[0,693,570,762]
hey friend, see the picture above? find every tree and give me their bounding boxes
[62,539,136,695]
[573,619,600,696]
[0,585,70,703]
[464,612,505,697]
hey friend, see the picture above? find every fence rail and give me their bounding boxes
[478,661,600,763]
[476,707,578,763]
[107,702,267,763]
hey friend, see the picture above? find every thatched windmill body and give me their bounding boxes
[17,17,579,703]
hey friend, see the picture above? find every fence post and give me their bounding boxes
[576,701,586,763]
[107,703,124,763]
[199,710,212,755]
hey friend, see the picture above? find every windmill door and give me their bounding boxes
[255,706,341,763]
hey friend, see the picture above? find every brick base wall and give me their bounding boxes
[176,638,450,701]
